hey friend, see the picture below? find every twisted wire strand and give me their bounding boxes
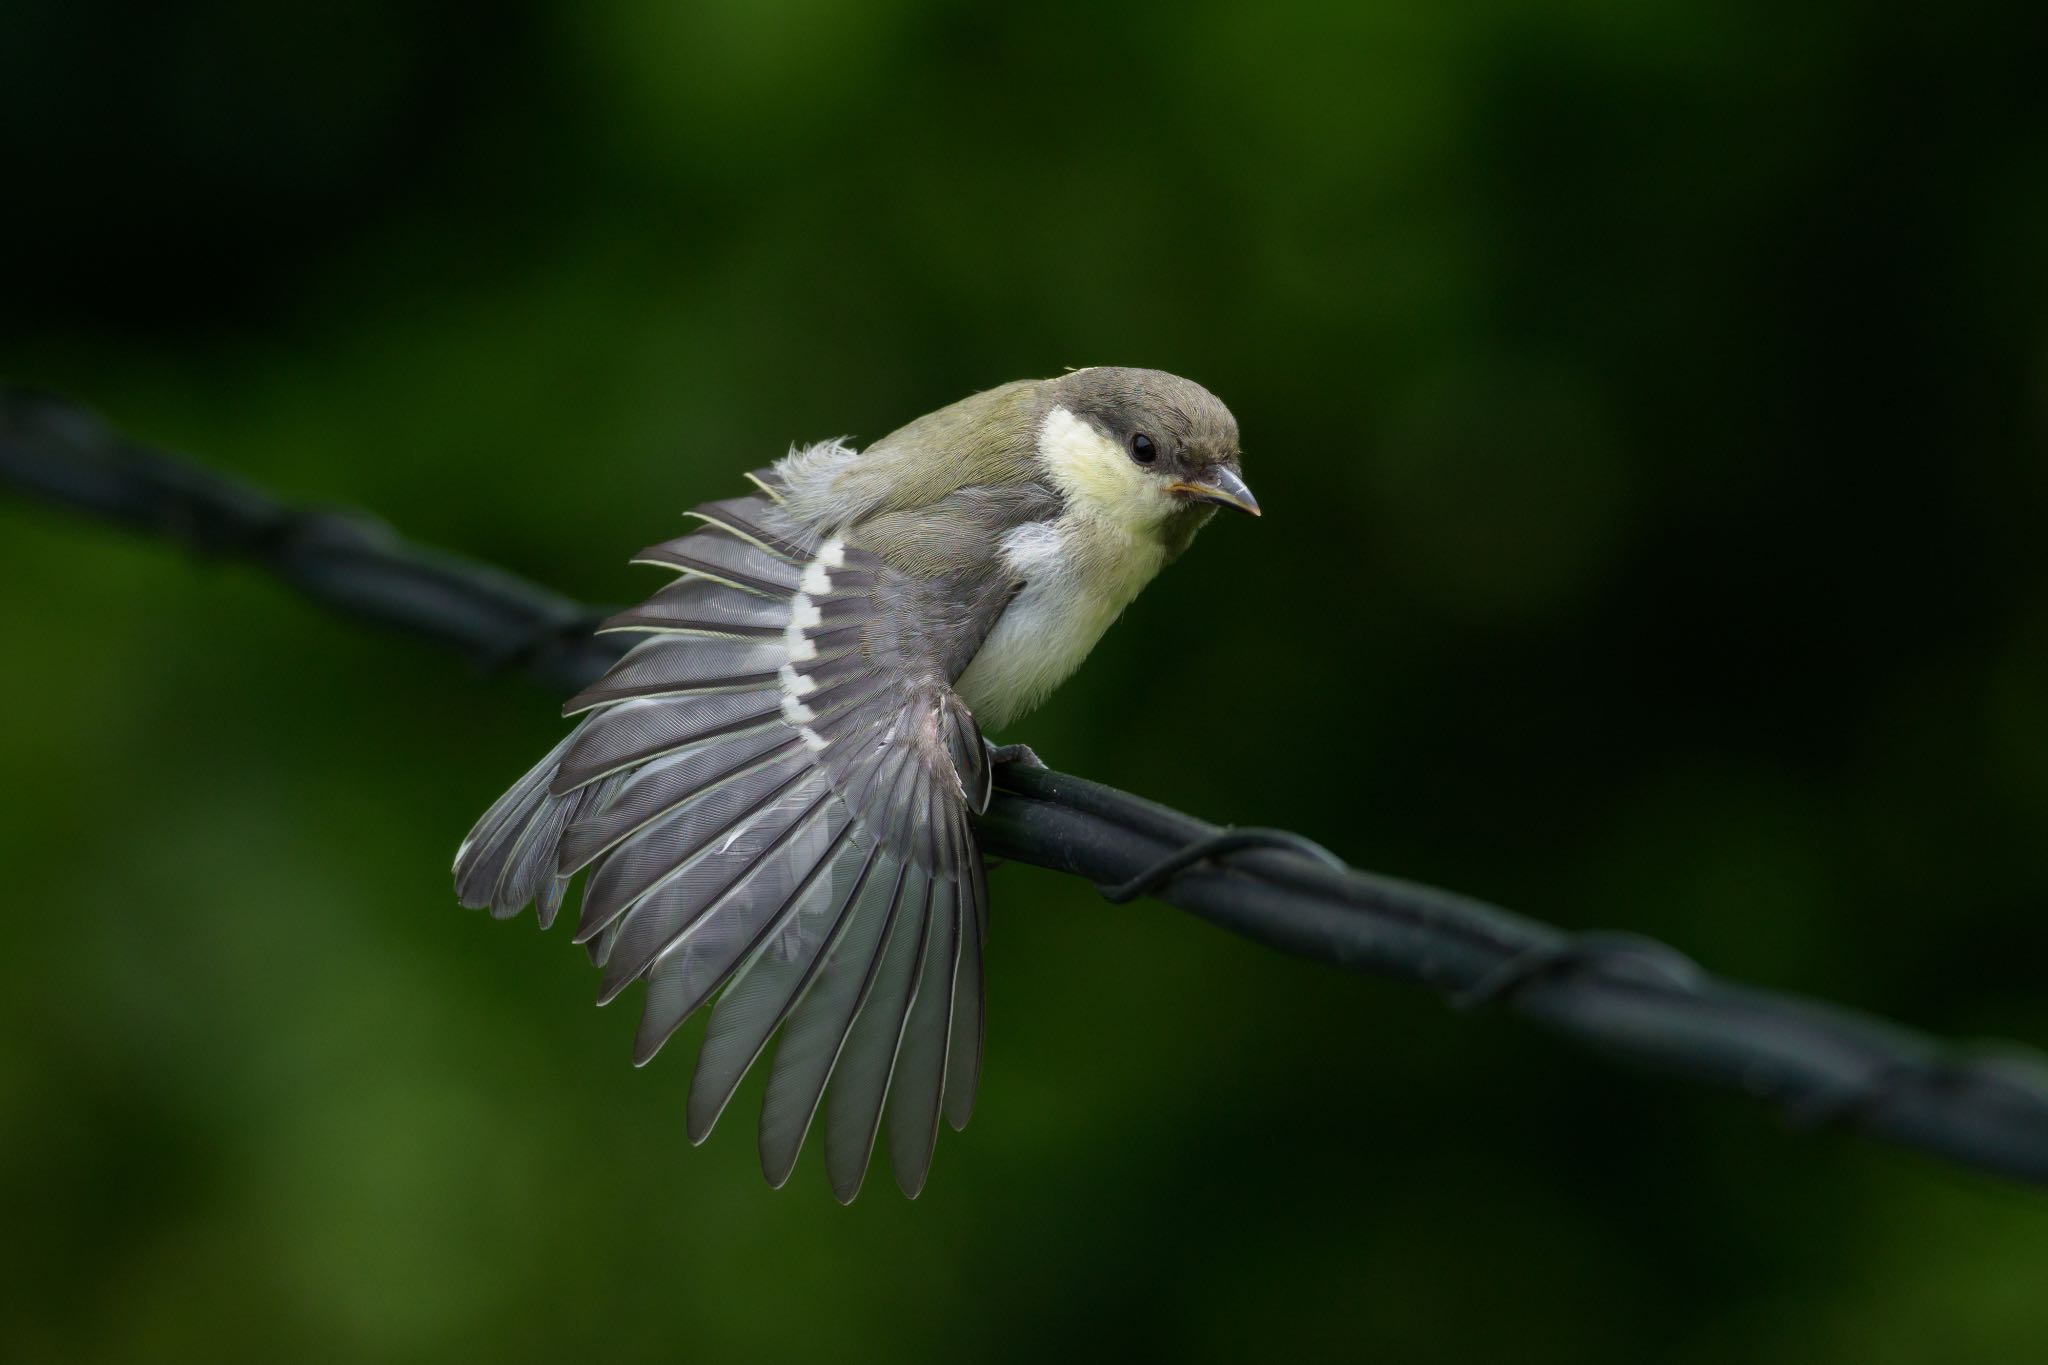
[5,384,2046,1189]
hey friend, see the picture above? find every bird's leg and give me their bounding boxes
[984,739,1047,770]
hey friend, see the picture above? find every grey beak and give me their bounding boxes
[1168,466,1261,517]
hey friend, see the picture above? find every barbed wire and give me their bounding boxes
[6,383,2047,1190]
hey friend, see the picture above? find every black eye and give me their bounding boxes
[1130,432,1157,464]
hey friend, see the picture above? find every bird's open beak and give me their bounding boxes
[1168,466,1261,517]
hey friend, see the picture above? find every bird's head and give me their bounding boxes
[1032,368,1256,553]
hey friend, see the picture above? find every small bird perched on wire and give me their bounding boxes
[453,367,1257,1200]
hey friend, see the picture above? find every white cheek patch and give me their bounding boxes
[1037,406,1171,529]
[1038,407,1125,486]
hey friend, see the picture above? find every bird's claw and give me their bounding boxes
[984,740,1047,770]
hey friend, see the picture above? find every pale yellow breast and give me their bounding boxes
[953,512,1167,732]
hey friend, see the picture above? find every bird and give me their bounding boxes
[452,367,1258,1201]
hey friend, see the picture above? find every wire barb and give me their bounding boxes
[5,384,2047,1191]
[1096,827,1346,904]
[1449,931,1703,1011]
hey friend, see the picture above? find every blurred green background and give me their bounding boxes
[4,1,2047,1361]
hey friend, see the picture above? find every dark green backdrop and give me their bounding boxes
[4,2,2046,1361]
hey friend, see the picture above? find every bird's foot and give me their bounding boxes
[980,742,1044,876]
[984,740,1047,770]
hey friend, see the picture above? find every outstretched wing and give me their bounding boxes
[453,487,1003,1201]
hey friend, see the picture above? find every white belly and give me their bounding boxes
[953,516,1166,732]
